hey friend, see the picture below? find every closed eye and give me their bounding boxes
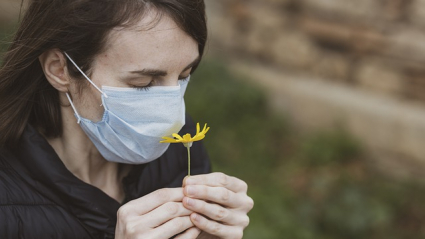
[178,75,190,81]
[131,75,190,91]
[131,82,154,91]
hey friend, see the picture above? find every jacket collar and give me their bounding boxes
[14,125,124,235]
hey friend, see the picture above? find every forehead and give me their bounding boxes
[97,10,199,72]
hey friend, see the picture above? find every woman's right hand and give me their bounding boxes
[115,188,201,239]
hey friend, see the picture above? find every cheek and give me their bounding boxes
[73,86,105,122]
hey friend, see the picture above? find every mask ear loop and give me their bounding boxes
[63,52,108,98]
[65,93,82,124]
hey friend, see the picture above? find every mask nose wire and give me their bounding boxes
[63,52,108,98]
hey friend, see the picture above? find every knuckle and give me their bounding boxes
[211,222,222,235]
[216,172,228,187]
[241,215,250,228]
[240,181,248,192]
[195,214,207,227]
[215,208,228,221]
[117,205,131,220]
[246,196,254,210]
[220,188,230,202]
[165,202,180,216]
[124,221,137,235]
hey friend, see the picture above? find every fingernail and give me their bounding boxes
[186,186,195,196]
[186,198,195,207]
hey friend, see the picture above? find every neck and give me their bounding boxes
[45,99,129,203]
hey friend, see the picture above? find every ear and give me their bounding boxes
[39,49,70,92]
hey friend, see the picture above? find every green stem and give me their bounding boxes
[187,146,191,176]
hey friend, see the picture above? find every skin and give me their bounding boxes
[182,173,254,239]
[39,9,253,239]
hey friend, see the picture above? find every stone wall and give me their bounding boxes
[207,0,425,103]
[205,0,425,177]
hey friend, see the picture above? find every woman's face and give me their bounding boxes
[69,11,199,122]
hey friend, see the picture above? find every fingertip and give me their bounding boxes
[183,175,196,186]
[183,175,189,187]
[191,212,201,222]
[183,186,189,196]
[182,196,189,206]
[185,175,198,186]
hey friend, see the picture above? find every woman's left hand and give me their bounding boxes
[182,172,254,239]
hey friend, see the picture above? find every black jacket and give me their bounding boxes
[0,117,211,239]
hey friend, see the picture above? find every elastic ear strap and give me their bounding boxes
[63,52,108,98]
[66,93,81,124]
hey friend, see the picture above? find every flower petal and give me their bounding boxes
[196,123,200,135]
[172,133,184,141]
[160,137,177,143]
[191,133,205,142]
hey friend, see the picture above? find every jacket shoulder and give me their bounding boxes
[0,150,92,238]
[0,148,47,204]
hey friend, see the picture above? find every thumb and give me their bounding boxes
[182,175,190,187]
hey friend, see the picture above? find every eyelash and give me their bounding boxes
[131,76,189,91]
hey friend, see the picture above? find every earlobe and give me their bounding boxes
[39,49,70,92]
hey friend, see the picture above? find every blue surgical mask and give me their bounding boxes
[64,52,187,164]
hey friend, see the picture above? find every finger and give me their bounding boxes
[190,213,243,239]
[174,227,202,239]
[183,197,249,227]
[184,173,248,193]
[143,202,193,228]
[184,185,245,209]
[149,216,194,239]
[120,188,184,216]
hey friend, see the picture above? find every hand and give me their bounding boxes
[182,173,254,239]
[115,188,202,239]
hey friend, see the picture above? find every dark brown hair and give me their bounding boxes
[0,0,207,148]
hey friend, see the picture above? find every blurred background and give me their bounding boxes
[2,0,425,238]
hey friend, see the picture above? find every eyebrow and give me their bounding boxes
[129,56,200,77]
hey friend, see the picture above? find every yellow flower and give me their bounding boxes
[160,123,210,176]
[160,123,210,147]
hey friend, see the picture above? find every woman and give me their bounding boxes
[0,0,253,238]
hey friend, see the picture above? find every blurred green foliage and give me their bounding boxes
[0,25,15,65]
[188,59,425,239]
